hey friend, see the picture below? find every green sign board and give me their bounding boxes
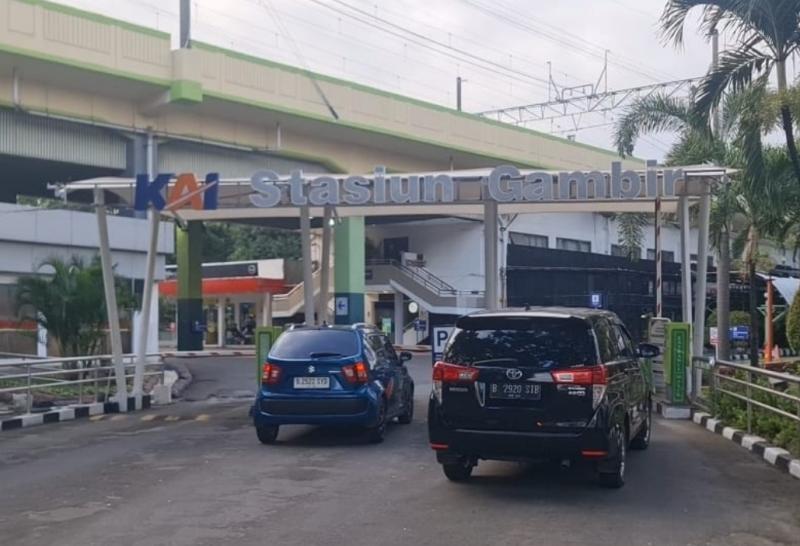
[664,322,691,404]
[255,326,283,384]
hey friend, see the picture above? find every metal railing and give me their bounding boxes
[691,356,800,435]
[0,353,165,415]
[366,259,483,296]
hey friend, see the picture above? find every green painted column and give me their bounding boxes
[176,221,204,350]
[334,217,365,324]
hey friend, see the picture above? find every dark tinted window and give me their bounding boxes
[593,318,618,362]
[270,330,359,359]
[443,316,597,369]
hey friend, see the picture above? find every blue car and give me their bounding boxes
[252,324,415,444]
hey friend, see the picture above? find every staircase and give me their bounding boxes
[365,260,484,314]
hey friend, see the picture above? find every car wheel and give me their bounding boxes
[442,458,474,482]
[630,403,651,450]
[598,425,626,488]
[367,399,387,444]
[398,386,414,424]
[256,424,279,445]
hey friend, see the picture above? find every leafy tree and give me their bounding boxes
[200,223,301,263]
[786,289,800,351]
[661,0,800,184]
[15,256,133,357]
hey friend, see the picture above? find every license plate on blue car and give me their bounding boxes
[293,376,330,389]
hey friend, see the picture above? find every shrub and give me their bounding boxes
[786,290,800,351]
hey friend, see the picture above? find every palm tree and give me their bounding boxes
[15,256,133,358]
[614,92,734,358]
[660,0,800,184]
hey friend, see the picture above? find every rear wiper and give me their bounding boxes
[472,358,519,366]
[309,352,343,358]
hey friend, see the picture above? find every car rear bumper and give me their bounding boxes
[253,392,380,427]
[428,402,611,462]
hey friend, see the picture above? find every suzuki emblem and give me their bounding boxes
[506,368,523,380]
[307,365,316,374]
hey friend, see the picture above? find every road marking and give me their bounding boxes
[164,415,181,422]
[110,415,127,421]
[195,414,210,422]
[141,414,157,421]
[90,415,106,422]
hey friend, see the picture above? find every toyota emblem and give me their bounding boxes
[307,365,316,374]
[506,368,523,380]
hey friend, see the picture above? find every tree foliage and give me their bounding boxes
[15,256,133,357]
[200,224,301,263]
[786,289,800,352]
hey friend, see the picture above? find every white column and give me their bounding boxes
[133,207,159,399]
[300,205,316,324]
[679,195,693,325]
[261,292,273,327]
[94,187,128,412]
[394,290,404,345]
[217,298,225,347]
[233,301,241,328]
[318,206,332,324]
[483,200,499,311]
[693,183,712,395]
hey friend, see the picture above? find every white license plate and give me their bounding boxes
[293,376,330,389]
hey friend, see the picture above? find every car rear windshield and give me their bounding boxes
[270,329,359,359]
[443,316,597,369]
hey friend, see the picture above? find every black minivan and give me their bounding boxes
[428,307,659,488]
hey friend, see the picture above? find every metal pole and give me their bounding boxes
[94,187,128,412]
[655,195,663,317]
[180,0,191,49]
[679,195,692,324]
[484,200,499,311]
[318,206,332,324]
[693,184,712,394]
[300,205,315,324]
[394,290,404,345]
[456,77,462,111]
[217,298,225,347]
[765,277,774,364]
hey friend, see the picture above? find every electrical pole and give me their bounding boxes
[456,77,462,111]
[180,0,191,49]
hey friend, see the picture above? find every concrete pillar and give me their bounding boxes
[692,186,712,395]
[261,292,273,327]
[217,298,225,347]
[484,200,499,311]
[334,217,365,324]
[394,290,404,345]
[300,205,315,325]
[318,206,332,324]
[176,221,203,351]
[679,195,693,325]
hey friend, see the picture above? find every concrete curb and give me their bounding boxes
[692,411,800,480]
[0,395,152,433]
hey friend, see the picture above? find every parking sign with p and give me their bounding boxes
[432,326,454,364]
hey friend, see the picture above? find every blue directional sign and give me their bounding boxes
[731,326,750,341]
[589,292,603,309]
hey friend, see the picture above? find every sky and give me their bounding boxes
[57,0,740,161]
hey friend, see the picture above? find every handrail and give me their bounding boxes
[366,259,483,297]
[691,356,800,434]
[0,352,165,415]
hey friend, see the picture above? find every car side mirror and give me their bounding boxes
[399,351,413,362]
[637,343,660,358]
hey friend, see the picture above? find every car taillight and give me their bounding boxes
[262,362,282,385]
[432,361,479,403]
[432,361,480,383]
[551,365,607,385]
[551,365,607,409]
[342,362,369,384]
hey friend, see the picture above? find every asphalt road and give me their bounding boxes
[0,356,798,546]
